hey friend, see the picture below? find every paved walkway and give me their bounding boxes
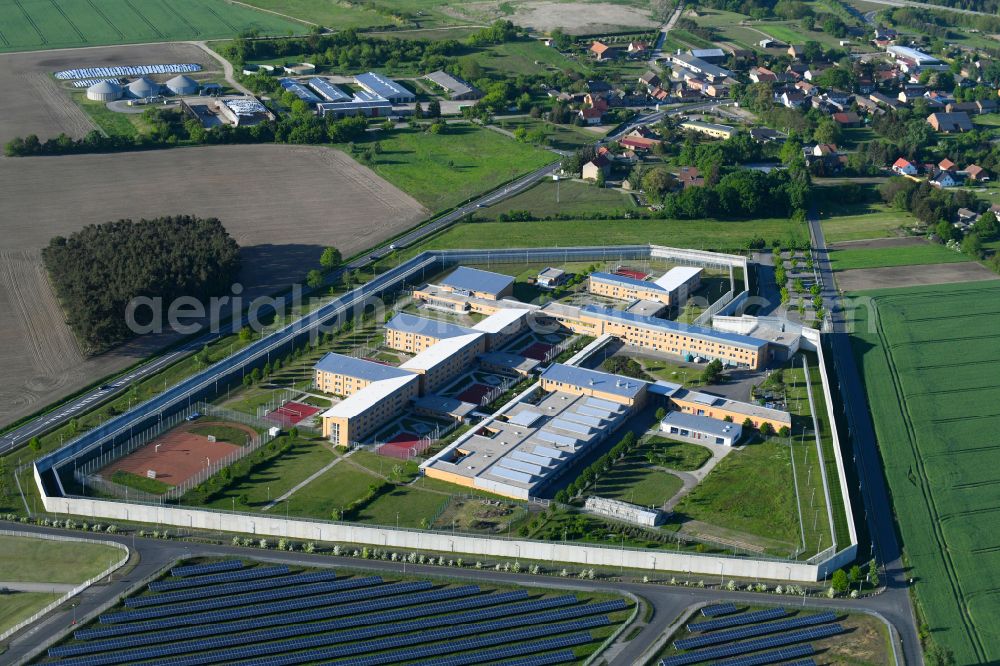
[262,447,349,511]
[659,441,732,512]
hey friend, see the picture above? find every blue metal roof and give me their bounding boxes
[581,306,769,350]
[278,78,320,104]
[385,312,477,339]
[307,77,350,102]
[540,363,648,399]
[661,410,742,438]
[354,72,414,100]
[440,266,514,296]
[313,352,413,382]
[590,271,664,292]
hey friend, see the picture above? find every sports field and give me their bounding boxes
[0,0,304,53]
[849,280,1000,662]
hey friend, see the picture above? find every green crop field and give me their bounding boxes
[828,242,970,271]
[346,125,555,212]
[0,0,305,53]
[0,536,121,584]
[849,280,1000,662]
[481,179,637,219]
[239,0,390,29]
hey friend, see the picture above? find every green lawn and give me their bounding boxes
[589,456,684,508]
[0,536,121,584]
[0,591,61,635]
[345,125,555,212]
[74,95,146,139]
[200,438,338,511]
[849,280,1000,663]
[0,0,305,53]
[673,439,800,550]
[819,204,916,243]
[189,423,254,444]
[480,179,636,220]
[472,38,590,76]
[356,485,450,528]
[111,470,171,495]
[282,459,381,520]
[828,242,971,270]
[645,437,713,472]
[396,216,806,258]
[497,117,605,151]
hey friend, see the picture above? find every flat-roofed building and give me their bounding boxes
[660,410,743,446]
[680,119,737,140]
[424,70,482,100]
[669,387,791,431]
[538,363,649,408]
[537,267,568,289]
[316,90,393,118]
[400,332,486,394]
[421,386,632,499]
[585,496,663,526]
[315,354,421,446]
[354,72,415,103]
[471,308,530,350]
[588,266,702,305]
[384,312,477,354]
[438,266,515,300]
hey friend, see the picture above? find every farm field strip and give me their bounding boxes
[828,242,971,271]
[0,0,305,52]
[850,280,1000,663]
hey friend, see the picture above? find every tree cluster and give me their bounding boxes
[659,162,811,219]
[42,216,241,351]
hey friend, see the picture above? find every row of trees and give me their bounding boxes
[554,431,640,504]
[42,216,241,352]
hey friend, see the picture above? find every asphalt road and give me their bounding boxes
[2,522,910,666]
[807,211,922,665]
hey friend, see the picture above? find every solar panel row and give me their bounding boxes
[238,619,606,666]
[687,608,787,633]
[149,566,289,591]
[100,576,383,623]
[78,582,446,639]
[59,590,526,657]
[783,660,817,666]
[59,601,617,666]
[127,570,341,607]
[170,560,242,577]
[493,651,581,666]
[404,640,586,666]
[701,603,738,617]
[711,643,814,666]
[660,624,843,666]
[675,612,837,650]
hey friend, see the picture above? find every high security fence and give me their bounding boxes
[73,402,276,502]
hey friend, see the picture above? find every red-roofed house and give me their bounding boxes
[590,41,614,60]
[938,158,956,171]
[892,157,917,176]
[965,164,989,182]
[892,157,918,176]
[620,135,661,152]
[675,166,704,189]
[749,66,779,83]
[578,107,604,125]
[628,41,648,54]
[832,111,861,127]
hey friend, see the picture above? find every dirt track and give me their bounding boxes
[0,42,218,145]
[0,144,427,428]
[835,262,1000,292]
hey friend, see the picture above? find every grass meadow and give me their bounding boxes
[0,536,121,583]
[346,125,556,212]
[818,203,916,243]
[481,179,637,220]
[849,280,1000,663]
[0,0,304,52]
[0,591,61,635]
[828,242,970,271]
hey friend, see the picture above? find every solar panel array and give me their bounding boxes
[687,608,787,633]
[661,624,844,666]
[77,582,444,639]
[100,576,382,623]
[126,570,340,607]
[713,644,814,666]
[701,603,738,617]
[170,560,242,577]
[675,612,838,650]
[149,565,287,591]
[49,563,626,666]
